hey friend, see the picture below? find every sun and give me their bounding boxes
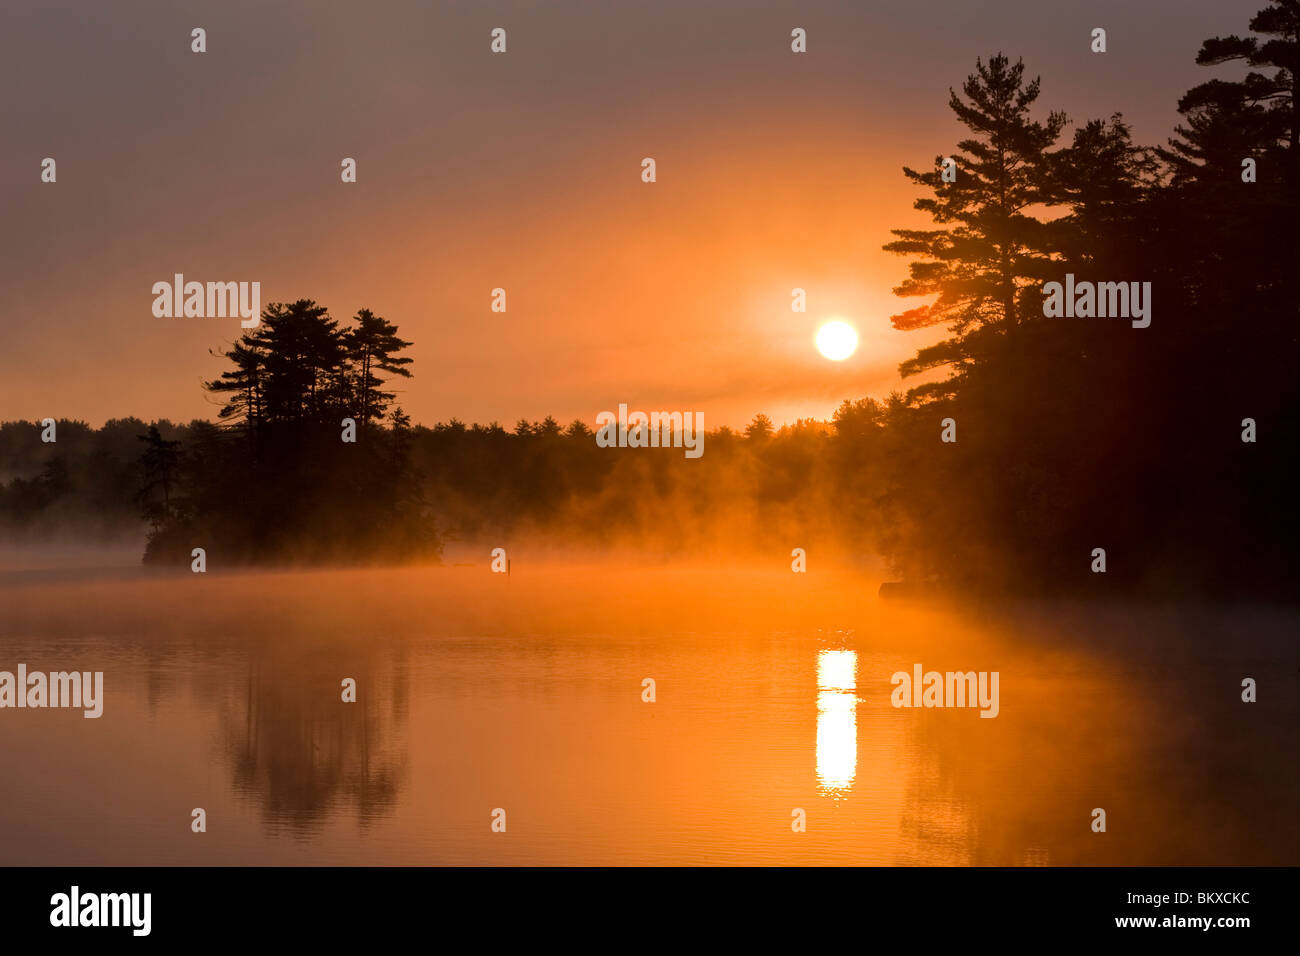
[815,320,858,361]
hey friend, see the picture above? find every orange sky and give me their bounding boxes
[0,0,1240,428]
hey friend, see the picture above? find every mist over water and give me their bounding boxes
[1,553,1294,865]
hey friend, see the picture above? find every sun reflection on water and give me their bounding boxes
[816,649,857,796]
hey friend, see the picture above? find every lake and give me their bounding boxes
[0,559,1295,865]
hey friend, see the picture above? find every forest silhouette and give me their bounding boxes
[2,2,1298,597]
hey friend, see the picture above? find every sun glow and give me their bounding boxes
[815,320,858,361]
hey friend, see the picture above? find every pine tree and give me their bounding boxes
[1052,115,1159,269]
[1168,0,1300,181]
[136,425,183,531]
[205,338,267,439]
[345,309,413,427]
[884,54,1066,400]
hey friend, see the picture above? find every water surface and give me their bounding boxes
[0,563,1295,865]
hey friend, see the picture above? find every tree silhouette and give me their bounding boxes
[1052,115,1159,269]
[132,300,441,565]
[136,425,183,532]
[346,308,413,427]
[205,338,266,439]
[883,54,1066,402]
[254,300,346,426]
[745,414,774,440]
[1176,0,1300,179]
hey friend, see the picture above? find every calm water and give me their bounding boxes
[0,561,1295,865]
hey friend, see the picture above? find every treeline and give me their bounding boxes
[0,406,906,561]
[867,3,1300,597]
[0,418,151,540]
